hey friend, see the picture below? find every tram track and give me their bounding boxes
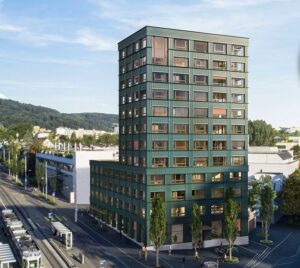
[0,178,69,268]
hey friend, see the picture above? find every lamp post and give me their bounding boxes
[74,167,78,223]
[15,133,19,183]
[24,152,27,191]
[45,161,48,200]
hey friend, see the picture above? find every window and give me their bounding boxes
[152,37,168,65]
[213,125,226,134]
[153,106,168,116]
[174,124,188,133]
[192,174,205,183]
[213,60,226,70]
[213,108,227,118]
[232,125,245,134]
[153,140,168,150]
[140,56,146,66]
[127,62,132,72]
[194,75,208,85]
[120,81,125,89]
[153,89,168,100]
[141,90,147,100]
[134,59,139,69]
[152,123,168,133]
[173,73,189,84]
[212,173,223,182]
[133,75,139,85]
[120,49,126,59]
[194,157,208,167]
[171,224,183,243]
[126,45,133,56]
[153,72,168,83]
[174,39,188,50]
[194,41,208,53]
[232,109,245,118]
[194,59,208,69]
[141,37,147,49]
[211,204,224,214]
[151,175,165,185]
[194,91,208,102]
[152,157,168,167]
[213,76,227,86]
[192,190,205,199]
[194,108,208,118]
[230,171,242,181]
[213,43,226,54]
[232,141,245,150]
[232,93,245,103]
[174,140,188,150]
[151,192,165,201]
[173,107,188,117]
[174,157,189,167]
[213,157,227,166]
[213,141,226,150]
[172,174,185,184]
[140,72,147,82]
[134,41,140,52]
[213,92,227,102]
[232,45,244,56]
[232,78,245,87]
[171,208,185,217]
[211,188,224,198]
[172,191,185,200]
[232,62,244,72]
[211,221,223,238]
[127,78,132,87]
[120,65,125,74]
[174,57,188,67]
[194,124,208,134]
[232,156,245,166]
[174,90,188,100]
[233,188,242,197]
[194,140,208,150]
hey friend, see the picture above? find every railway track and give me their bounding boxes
[0,178,71,268]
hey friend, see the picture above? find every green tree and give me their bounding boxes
[281,169,300,221]
[248,120,276,146]
[190,203,203,257]
[35,162,45,191]
[70,132,79,145]
[292,145,300,160]
[6,123,33,140]
[260,184,276,243]
[150,196,166,267]
[224,187,239,261]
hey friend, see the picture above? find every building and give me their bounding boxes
[36,148,118,205]
[55,126,115,139]
[276,136,300,153]
[248,146,298,178]
[90,26,249,248]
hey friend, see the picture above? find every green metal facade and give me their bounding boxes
[90,26,249,246]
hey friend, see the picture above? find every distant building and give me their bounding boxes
[55,126,114,139]
[56,127,74,138]
[36,148,118,205]
[276,136,300,153]
[248,146,298,177]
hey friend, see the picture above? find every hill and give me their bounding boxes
[0,99,118,131]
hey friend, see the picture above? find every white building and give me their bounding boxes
[248,146,299,177]
[56,127,74,138]
[36,147,118,205]
[55,126,115,139]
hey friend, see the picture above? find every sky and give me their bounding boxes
[0,0,299,128]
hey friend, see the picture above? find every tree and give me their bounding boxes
[292,145,300,160]
[150,196,166,267]
[35,162,45,191]
[223,187,239,261]
[248,120,276,146]
[190,203,203,257]
[260,184,276,243]
[281,169,300,221]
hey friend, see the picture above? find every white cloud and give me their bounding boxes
[0,93,8,99]
[0,23,22,32]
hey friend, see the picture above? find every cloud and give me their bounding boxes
[0,23,22,32]
[0,93,8,99]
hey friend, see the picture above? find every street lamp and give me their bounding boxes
[24,151,27,191]
[15,133,19,183]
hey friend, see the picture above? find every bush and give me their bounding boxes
[225,257,239,263]
[260,239,273,245]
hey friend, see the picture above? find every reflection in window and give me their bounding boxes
[213,125,227,134]
[213,60,226,70]
[194,75,208,85]
[174,90,188,100]
[213,76,227,86]
[153,72,168,83]
[194,41,208,53]
[173,107,189,117]
[174,39,188,50]
[171,208,185,217]
[232,93,245,103]
[232,156,245,166]
[152,157,168,167]
[153,140,168,150]
[232,141,245,150]
[213,92,227,102]
[194,124,208,134]
[213,43,226,54]
[173,157,189,167]
[232,45,244,56]
[153,89,168,100]
[211,205,224,214]
[194,140,208,150]
[232,62,244,72]
[174,57,188,67]
[194,59,208,69]
[173,73,189,84]
[232,125,245,134]
[174,124,189,133]
[230,171,242,181]
[213,141,226,150]
[151,175,165,185]
[192,174,205,183]
[194,157,208,167]
[232,109,245,118]
[153,106,168,116]
[212,173,224,182]
[152,37,168,65]
[232,78,245,87]
[152,123,168,133]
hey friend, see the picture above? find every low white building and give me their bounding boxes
[36,147,118,205]
[248,146,298,177]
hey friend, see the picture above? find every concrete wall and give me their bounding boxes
[75,149,118,205]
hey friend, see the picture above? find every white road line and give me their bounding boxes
[79,220,146,268]
[0,196,6,209]
[245,247,270,267]
[239,245,260,255]
[250,239,268,248]
[252,232,293,268]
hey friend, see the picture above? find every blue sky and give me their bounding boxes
[0,0,299,128]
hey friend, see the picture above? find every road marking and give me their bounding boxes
[79,220,148,268]
[250,239,268,248]
[245,247,270,267]
[251,232,293,268]
[239,245,259,255]
[272,244,300,267]
[0,196,6,209]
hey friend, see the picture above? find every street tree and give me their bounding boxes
[223,187,239,261]
[281,169,300,222]
[150,196,166,267]
[292,145,300,160]
[190,203,202,257]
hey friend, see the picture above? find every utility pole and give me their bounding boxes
[24,153,27,190]
[74,167,78,223]
[45,161,48,200]
[8,150,10,177]
[15,133,19,183]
